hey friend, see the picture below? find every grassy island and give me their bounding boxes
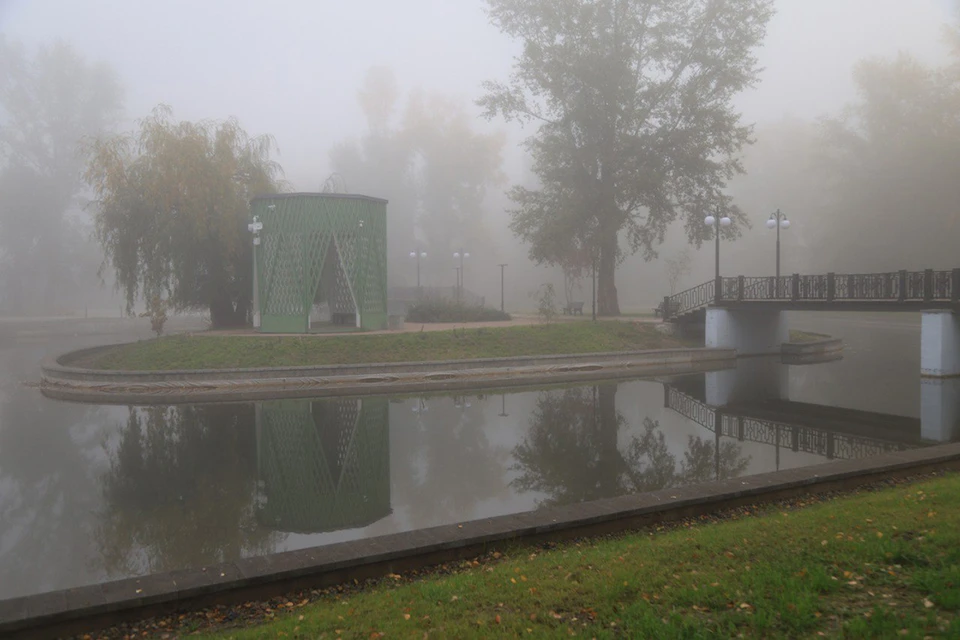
[80,321,692,371]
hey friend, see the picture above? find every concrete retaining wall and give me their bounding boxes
[41,347,737,404]
[3,443,958,640]
[781,337,844,356]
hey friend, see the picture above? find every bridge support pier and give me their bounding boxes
[921,311,960,377]
[921,378,960,442]
[705,308,788,357]
[705,356,789,406]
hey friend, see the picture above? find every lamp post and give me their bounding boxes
[248,209,266,328]
[409,251,427,295]
[704,209,732,296]
[453,249,470,303]
[766,210,790,297]
[591,253,598,322]
[498,263,508,312]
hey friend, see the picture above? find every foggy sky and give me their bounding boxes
[2,0,954,191]
[2,0,958,311]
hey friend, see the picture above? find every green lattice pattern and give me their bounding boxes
[252,194,388,332]
[256,398,391,534]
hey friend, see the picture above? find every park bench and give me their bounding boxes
[654,299,679,319]
[562,301,585,315]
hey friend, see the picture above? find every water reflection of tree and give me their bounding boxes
[679,434,750,484]
[511,385,749,508]
[0,384,110,598]
[96,404,279,578]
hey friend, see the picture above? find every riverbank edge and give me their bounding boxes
[782,336,844,355]
[38,334,843,404]
[2,442,957,640]
[39,346,737,404]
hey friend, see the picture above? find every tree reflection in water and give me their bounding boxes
[511,384,750,508]
[96,404,279,578]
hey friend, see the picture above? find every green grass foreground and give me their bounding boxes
[202,474,960,639]
[84,321,690,371]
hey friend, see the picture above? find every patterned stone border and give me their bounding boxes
[2,442,956,640]
[40,346,738,404]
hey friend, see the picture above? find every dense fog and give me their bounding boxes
[1,0,958,317]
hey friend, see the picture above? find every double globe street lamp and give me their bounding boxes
[766,209,791,278]
[409,251,427,294]
[454,249,470,303]
[766,209,790,296]
[699,207,793,302]
[704,211,732,284]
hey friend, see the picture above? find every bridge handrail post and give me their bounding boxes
[899,270,907,302]
[767,276,775,300]
[924,269,935,303]
[952,269,960,303]
[847,274,855,300]
[791,273,800,302]
[737,275,744,301]
[827,272,835,302]
[662,295,672,320]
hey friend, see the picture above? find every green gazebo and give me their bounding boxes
[250,193,388,333]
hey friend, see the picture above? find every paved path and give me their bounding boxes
[203,314,660,338]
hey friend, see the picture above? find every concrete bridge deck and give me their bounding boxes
[663,269,960,378]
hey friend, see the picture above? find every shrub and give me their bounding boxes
[406,298,511,323]
[534,283,558,323]
[139,294,169,337]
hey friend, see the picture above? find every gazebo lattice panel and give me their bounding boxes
[256,398,391,534]
[251,193,388,332]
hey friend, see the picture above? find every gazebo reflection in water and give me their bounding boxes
[255,397,391,534]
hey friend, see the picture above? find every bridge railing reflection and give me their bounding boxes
[666,386,908,461]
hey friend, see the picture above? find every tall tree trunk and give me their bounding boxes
[598,230,620,316]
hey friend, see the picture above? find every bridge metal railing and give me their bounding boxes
[663,268,960,320]
[665,386,909,461]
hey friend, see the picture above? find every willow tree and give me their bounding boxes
[85,106,284,327]
[480,0,773,314]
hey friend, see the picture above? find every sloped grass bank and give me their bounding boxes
[200,473,960,639]
[81,321,691,371]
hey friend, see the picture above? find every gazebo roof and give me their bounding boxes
[251,192,388,205]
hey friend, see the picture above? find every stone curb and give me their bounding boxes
[781,337,844,355]
[40,348,737,404]
[3,443,959,639]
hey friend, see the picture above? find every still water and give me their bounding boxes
[0,312,951,600]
